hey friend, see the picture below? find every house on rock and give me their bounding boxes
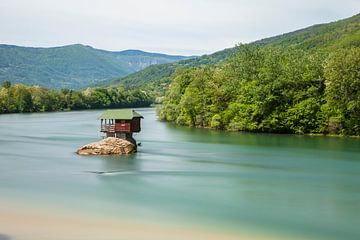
[98,109,143,145]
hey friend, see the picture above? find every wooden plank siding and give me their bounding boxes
[131,118,141,132]
[101,124,115,133]
[115,121,131,132]
[101,117,141,133]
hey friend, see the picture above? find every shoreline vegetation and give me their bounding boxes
[158,45,360,136]
[1,45,359,138]
[1,13,359,137]
[0,81,152,113]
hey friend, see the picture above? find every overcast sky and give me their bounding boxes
[0,0,359,55]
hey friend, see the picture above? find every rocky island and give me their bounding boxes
[76,137,136,155]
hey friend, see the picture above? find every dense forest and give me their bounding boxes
[107,13,360,97]
[0,81,152,113]
[158,45,360,136]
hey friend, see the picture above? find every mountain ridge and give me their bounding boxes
[104,13,360,91]
[0,44,193,89]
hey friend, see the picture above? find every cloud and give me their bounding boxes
[0,0,359,55]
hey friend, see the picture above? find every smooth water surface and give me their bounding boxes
[0,108,359,239]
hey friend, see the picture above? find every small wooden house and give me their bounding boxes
[98,109,143,145]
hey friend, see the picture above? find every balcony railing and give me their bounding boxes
[101,124,115,133]
[101,123,132,133]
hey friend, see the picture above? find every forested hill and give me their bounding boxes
[104,46,235,90]
[0,44,192,89]
[255,13,360,49]
[106,13,360,91]
[158,13,360,136]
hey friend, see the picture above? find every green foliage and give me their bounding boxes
[104,48,236,96]
[0,84,152,114]
[159,45,360,135]
[255,13,360,50]
[157,13,360,136]
[106,13,360,98]
[324,48,360,135]
[0,44,191,89]
[2,80,11,89]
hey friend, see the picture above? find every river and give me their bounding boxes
[0,108,359,240]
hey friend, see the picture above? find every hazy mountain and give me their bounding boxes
[0,44,192,89]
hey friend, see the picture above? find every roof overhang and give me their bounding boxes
[98,109,144,120]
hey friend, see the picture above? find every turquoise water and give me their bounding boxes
[0,108,359,239]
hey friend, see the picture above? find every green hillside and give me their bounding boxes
[107,13,360,92]
[158,13,360,136]
[255,13,360,49]
[0,44,191,89]
[105,47,235,90]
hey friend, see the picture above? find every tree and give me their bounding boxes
[2,80,11,89]
[159,44,346,135]
[324,48,360,135]
[12,85,33,112]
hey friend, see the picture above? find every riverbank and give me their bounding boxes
[160,119,360,138]
[0,82,152,114]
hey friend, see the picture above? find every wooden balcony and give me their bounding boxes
[101,123,131,133]
[101,124,115,133]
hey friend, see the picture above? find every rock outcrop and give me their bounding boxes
[77,137,136,155]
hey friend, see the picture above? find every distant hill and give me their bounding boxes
[105,13,360,90]
[0,44,192,89]
[254,13,360,49]
[103,47,235,89]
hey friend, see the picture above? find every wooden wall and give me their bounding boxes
[131,118,141,132]
[111,117,142,133]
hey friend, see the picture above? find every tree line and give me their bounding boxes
[159,45,360,136]
[0,82,152,113]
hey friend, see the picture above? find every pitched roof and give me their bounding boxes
[98,109,143,120]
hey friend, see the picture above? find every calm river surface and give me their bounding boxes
[0,108,359,239]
